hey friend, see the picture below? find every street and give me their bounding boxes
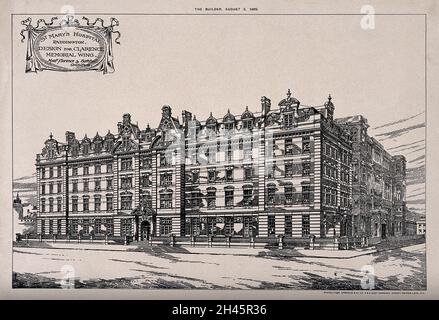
[13,243,426,290]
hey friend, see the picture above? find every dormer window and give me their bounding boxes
[284,112,294,128]
[224,122,234,131]
[243,119,253,130]
[82,144,89,155]
[241,106,254,130]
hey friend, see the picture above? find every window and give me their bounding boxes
[243,142,252,160]
[57,198,62,212]
[95,178,101,191]
[83,196,89,212]
[160,153,169,167]
[83,179,89,192]
[227,141,233,161]
[243,186,253,206]
[302,185,311,204]
[302,161,311,176]
[160,172,172,186]
[268,216,276,235]
[70,219,78,235]
[302,136,310,153]
[121,193,133,210]
[41,168,45,179]
[41,183,46,195]
[208,169,216,183]
[224,122,234,131]
[41,199,46,213]
[302,215,310,236]
[121,158,133,171]
[267,184,276,205]
[285,162,293,177]
[244,166,253,181]
[49,183,53,194]
[106,178,113,190]
[225,217,234,236]
[121,177,132,189]
[41,220,46,234]
[70,180,77,193]
[284,112,294,127]
[120,219,133,236]
[72,166,78,176]
[95,164,101,174]
[207,188,216,208]
[324,187,331,205]
[285,185,294,205]
[225,167,234,182]
[106,162,113,173]
[192,171,200,184]
[94,195,101,212]
[82,143,89,156]
[160,218,173,236]
[266,162,275,179]
[160,192,172,209]
[57,219,62,235]
[57,182,62,194]
[331,189,337,206]
[140,155,152,169]
[83,165,89,175]
[72,197,78,212]
[285,215,292,236]
[106,195,113,211]
[49,167,54,178]
[285,138,293,155]
[49,220,54,234]
[49,198,54,212]
[140,192,152,208]
[225,187,234,207]
[243,119,253,130]
[140,174,151,187]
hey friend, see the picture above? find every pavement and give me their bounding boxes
[16,239,378,259]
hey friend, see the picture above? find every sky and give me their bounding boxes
[12,14,425,179]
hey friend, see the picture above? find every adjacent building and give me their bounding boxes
[34,90,409,243]
[335,116,407,240]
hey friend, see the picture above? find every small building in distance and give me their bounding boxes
[416,218,426,235]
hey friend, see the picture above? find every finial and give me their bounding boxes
[210,112,213,116]
[245,106,249,111]
[328,94,332,102]
[49,132,53,139]
[287,89,291,98]
[227,108,230,113]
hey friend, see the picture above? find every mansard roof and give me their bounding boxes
[92,132,103,142]
[278,89,300,108]
[206,112,217,125]
[241,106,254,119]
[223,109,235,122]
[105,130,115,139]
[81,134,91,144]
